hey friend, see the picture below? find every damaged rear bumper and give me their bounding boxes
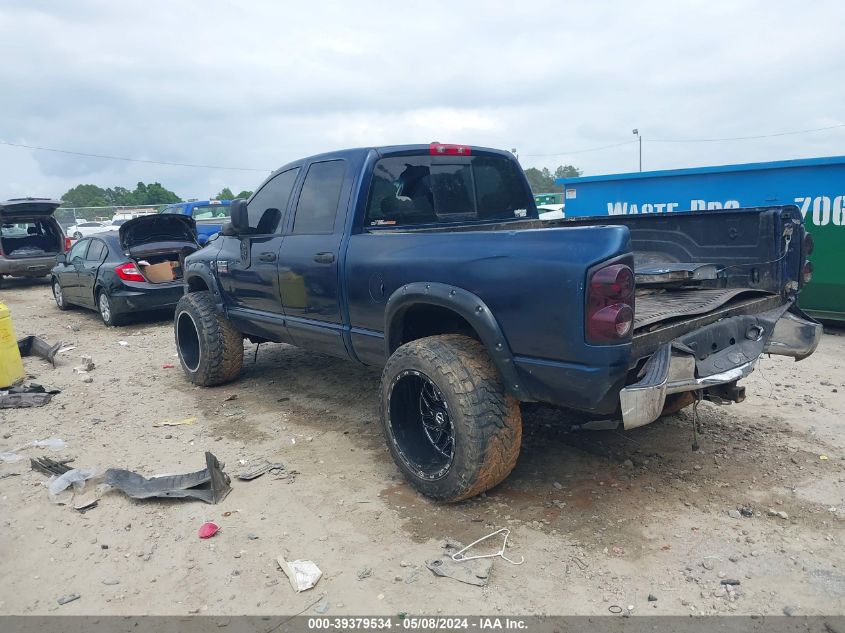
[620,307,821,430]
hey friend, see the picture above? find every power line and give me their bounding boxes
[522,140,637,158]
[0,139,271,173]
[647,122,845,143]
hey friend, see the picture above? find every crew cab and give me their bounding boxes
[173,143,820,502]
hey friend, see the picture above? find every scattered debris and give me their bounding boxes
[427,539,494,586]
[739,505,754,518]
[102,579,120,586]
[0,472,19,480]
[198,522,220,539]
[608,605,623,614]
[450,528,524,565]
[73,354,95,373]
[0,388,56,409]
[73,495,99,513]
[152,417,196,427]
[277,557,322,592]
[246,533,259,540]
[237,460,285,481]
[720,579,741,586]
[767,508,789,520]
[728,509,742,520]
[162,363,174,369]
[104,451,231,504]
[648,594,657,601]
[2,438,67,463]
[31,456,73,476]
[118,341,129,347]
[356,568,373,580]
[819,455,829,461]
[48,467,99,496]
[224,394,238,402]
[57,593,80,605]
[17,336,62,367]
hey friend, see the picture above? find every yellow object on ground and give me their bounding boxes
[0,302,25,388]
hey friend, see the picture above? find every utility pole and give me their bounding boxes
[632,129,642,172]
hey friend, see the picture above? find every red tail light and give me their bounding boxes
[803,232,814,257]
[586,261,635,344]
[802,261,813,284]
[115,262,146,282]
[64,237,72,252]
[429,142,471,156]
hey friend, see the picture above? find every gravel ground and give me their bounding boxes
[1,277,843,616]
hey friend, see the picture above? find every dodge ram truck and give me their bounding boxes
[173,143,821,502]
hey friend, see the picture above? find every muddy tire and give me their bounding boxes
[379,334,522,502]
[174,291,243,386]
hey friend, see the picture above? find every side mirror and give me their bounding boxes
[220,221,237,237]
[229,199,249,233]
[56,253,66,265]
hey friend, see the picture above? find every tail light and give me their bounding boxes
[64,237,72,252]
[115,262,146,282]
[429,142,471,156]
[586,261,635,344]
[802,261,813,284]
[803,232,814,257]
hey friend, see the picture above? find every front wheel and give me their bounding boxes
[174,291,244,386]
[73,231,82,240]
[379,334,522,502]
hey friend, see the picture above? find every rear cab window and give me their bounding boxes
[365,153,533,227]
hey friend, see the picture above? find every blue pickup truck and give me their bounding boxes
[160,199,231,245]
[173,143,821,501]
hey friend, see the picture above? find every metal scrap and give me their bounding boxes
[237,459,285,481]
[31,456,74,476]
[451,528,524,565]
[103,451,231,504]
[17,336,62,367]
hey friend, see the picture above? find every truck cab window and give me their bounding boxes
[248,168,300,233]
[292,160,346,235]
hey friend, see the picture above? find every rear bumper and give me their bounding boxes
[620,308,822,429]
[109,282,185,314]
[0,256,57,276]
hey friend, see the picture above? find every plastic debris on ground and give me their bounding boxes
[152,417,196,427]
[103,451,231,504]
[237,459,285,481]
[0,383,60,409]
[17,335,62,367]
[198,521,220,539]
[31,456,73,476]
[1,438,68,463]
[277,557,322,592]
[48,467,99,496]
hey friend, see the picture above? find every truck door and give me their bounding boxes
[219,168,300,341]
[279,159,350,358]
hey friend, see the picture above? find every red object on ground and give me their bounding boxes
[162,364,175,369]
[198,522,219,539]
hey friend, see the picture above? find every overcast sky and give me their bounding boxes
[1,0,844,201]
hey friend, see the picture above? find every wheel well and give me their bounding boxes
[187,276,210,293]
[389,304,481,353]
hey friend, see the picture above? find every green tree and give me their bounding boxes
[60,184,108,208]
[235,190,253,199]
[214,187,235,200]
[523,165,583,193]
[131,182,181,205]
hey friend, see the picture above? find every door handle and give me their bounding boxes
[258,252,277,262]
[313,252,335,264]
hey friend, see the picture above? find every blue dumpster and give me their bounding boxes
[558,155,845,322]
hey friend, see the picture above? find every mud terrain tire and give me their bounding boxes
[379,334,522,502]
[174,291,243,386]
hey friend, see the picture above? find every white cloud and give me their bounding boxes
[0,0,843,199]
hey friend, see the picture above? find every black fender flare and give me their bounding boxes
[384,282,529,400]
[183,262,223,307]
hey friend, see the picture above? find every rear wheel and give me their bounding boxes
[379,334,522,502]
[174,291,243,386]
[73,231,82,240]
[52,278,71,311]
[97,290,122,326]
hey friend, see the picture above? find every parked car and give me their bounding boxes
[160,199,231,245]
[0,198,70,287]
[173,143,820,502]
[51,215,199,325]
[70,221,112,240]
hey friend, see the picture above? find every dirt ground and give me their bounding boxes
[0,277,843,617]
